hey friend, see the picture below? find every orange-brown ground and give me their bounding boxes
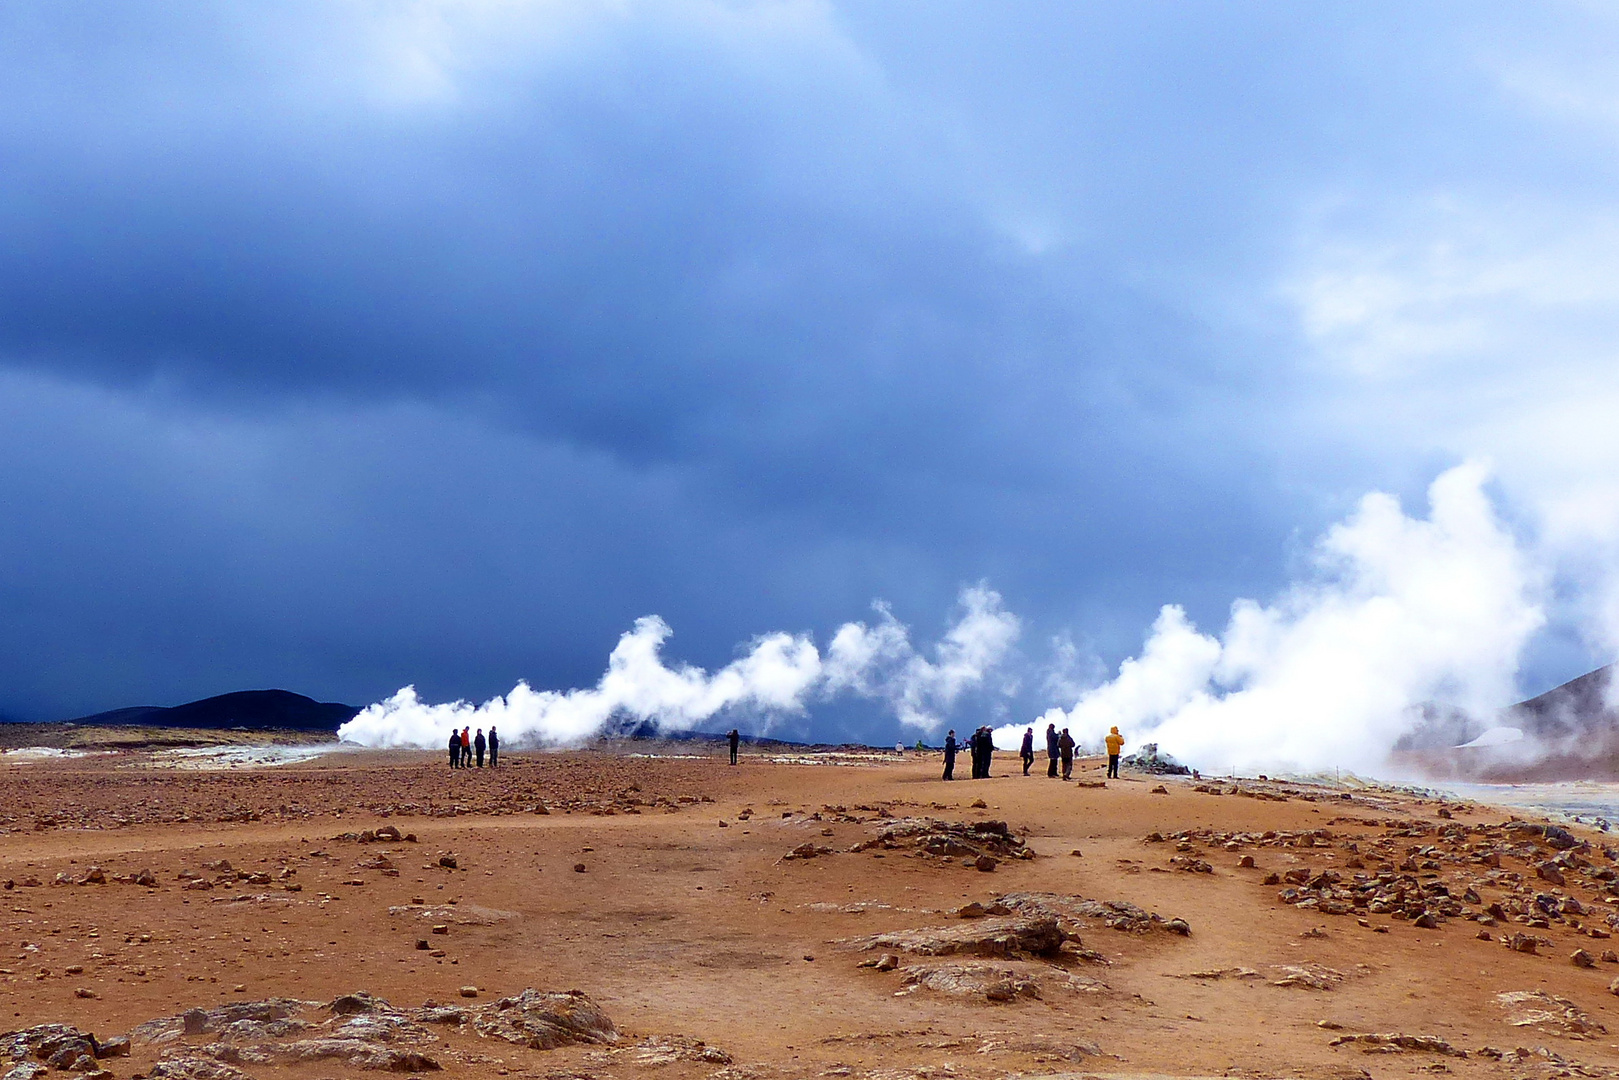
[5,746,1619,1080]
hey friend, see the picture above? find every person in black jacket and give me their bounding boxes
[448,729,460,770]
[1019,727,1035,775]
[942,730,957,780]
[727,728,740,765]
[487,727,499,768]
[473,728,486,768]
[1045,723,1060,778]
[977,726,996,778]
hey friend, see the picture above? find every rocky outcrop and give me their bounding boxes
[846,916,1067,959]
[1,1023,129,1073]
[471,989,618,1050]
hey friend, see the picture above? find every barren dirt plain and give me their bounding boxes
[5,745,1619,1080]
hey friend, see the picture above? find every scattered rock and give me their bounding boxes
[1329,1033,1466,1057]
[1573,949,1596,968]
[1269,964,1345,991]
[783,843,832,861]
[1497,990,1606,1036]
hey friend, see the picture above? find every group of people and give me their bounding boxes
[447,726,497,769]
[941,726,1002,780]
[943,722,1125,781]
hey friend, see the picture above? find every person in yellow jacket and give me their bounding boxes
[1104,726,1124,779]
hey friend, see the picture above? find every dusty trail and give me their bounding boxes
[4,746,1619,1080]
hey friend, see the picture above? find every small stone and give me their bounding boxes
[1238,855,1256,868]
[416,939,430,950]
[958,902,988,918]
[1573,949,1596,968]
[970,799,988,809]
[438,855,458,869]
[1413,912,1439,929]
[1150,785,1168,795]
[182,1007,209,1035]
[974,855,998,872]
[1477,930,1493,941]
[573,863,587,873]
[875,953,899,972]
[1165,918,1192,936]
[1604,950,1618,963]
[1537,861,1566,886]
[65,964,84,974]
[431,924,449,935]
[459,986,479,998]
[73,987,96,999]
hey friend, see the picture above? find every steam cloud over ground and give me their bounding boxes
[1018,462,1545,776]
[346,462,1567,778]
[338,586,1020,748]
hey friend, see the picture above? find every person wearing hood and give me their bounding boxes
[1105,726,1125,778]
[1019,727,1035,776]
[488,727,499,768]
[1058,727,1075,780]
[1045,723,1059,778]
[474,728,486,768]
[448,729,461,770]
[942,729,958,781]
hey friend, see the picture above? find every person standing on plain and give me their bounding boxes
[942,729,957,780]
[1019,727,1035,776]
[488,727,499,768]
[727,728,740,765]
[474,728,486,768]
[448,729,461,770]
[1105,725,1124,779]
[1058,727,1075,780]
[979,726,996,778]
[1045,723,1059,778]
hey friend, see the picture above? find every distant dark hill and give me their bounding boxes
[1507,664,1618,739]
[63,690,359,732]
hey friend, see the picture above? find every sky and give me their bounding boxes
[4,2,1619,755]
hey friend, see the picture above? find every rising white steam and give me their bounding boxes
[337,585,1019,748]
[823,586,1022,728]
[1034,462,1545,774]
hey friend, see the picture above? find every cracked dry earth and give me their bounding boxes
[7,749,1619,1080]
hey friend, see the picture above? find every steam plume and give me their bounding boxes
[1030,462,1545,774]
[337,585,1019,747]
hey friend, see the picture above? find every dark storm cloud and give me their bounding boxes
[3,2,1614,734]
